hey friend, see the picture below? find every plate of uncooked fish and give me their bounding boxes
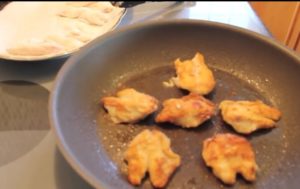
[0,1,126,61]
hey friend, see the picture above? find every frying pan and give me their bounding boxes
[50,19,300,189]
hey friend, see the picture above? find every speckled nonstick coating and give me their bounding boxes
[50,19,300,189]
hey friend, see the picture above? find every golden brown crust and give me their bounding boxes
[101,88,159,124]
[155,93,215,128]
[202,133,258,185]
[219,100,281,134]
[172,52,216,95]
[124,129,181,188]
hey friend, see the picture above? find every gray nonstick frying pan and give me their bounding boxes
[50,19,300,189]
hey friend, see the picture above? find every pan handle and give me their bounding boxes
[0,1,10,10]
[111,1,146,8]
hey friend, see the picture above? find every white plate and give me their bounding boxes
[0,2,125,61]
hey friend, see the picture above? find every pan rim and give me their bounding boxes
[49,19,300,189]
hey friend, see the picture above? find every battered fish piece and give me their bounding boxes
[155,93,215,128]
[124,129,181,188]
[59,6,108,26]
[101,88,159,124]
[87,2,115,13]
[66,1,114,13]
[46,34,83,51]
[172,52,216,95]
[6,38,64,56]
[202,133,258,185]
[219,100,281,134]
[59,2,124,26]
[66,2,95,7]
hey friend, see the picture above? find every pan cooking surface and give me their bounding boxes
[97,65,287,189]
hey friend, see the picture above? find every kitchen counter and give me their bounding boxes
[0,2,269,189]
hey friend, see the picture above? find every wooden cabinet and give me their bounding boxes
[287,5,300,51]
[250,2,300,53]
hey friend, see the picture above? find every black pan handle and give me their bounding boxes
[111,1,146,8]
[0,1,10,10]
